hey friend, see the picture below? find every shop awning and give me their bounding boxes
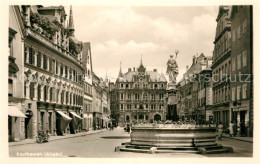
[8,105,27,118]
[56,111,72,121]
[70,111,83,119]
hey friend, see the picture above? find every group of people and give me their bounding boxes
[216,121,236,141]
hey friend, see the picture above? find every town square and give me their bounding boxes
[3,3,257,161]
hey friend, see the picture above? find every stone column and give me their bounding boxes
[58,90,61,104]
[33,83,38,101]
[41,53,44,69]
[25,48,29,63]
[68,92,71,105]
[40,85,44,101]
[25,81,30,99]
[34,51,37,67]
[46,56,49,71]
[46,86,50,102]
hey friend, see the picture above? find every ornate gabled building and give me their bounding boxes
[14,5,85,138]
[109,60,167,127]
[211,6,232,129]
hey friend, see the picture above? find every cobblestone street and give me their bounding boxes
[9,127,252,158]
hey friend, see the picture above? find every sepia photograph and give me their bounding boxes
[1,0,260,163]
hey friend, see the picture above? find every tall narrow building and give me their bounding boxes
[211,6,232,130]
[230,6,253,137]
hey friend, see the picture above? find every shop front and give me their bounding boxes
[8,105,27,141]
[56,110,72,135]
[69,111,83,134]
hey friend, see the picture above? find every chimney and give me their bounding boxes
[153,69,157,72]
[133,67,135,71]
[186,65,189,72]
[128,68,132,72]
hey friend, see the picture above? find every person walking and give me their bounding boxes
[229,121,234,137]
[216,122,224,141]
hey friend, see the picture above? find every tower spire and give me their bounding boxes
[118,61,123,77]
[105,69,108,82]
[141,54,143,65]
[68,5,75,36]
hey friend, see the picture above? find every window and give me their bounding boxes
[151,94,156,100]
[120,93,124,100]
[232,30,236,42]
[237,26,241,39]
[43,55,47,70]
[135,94,139,100]
[237,86,241,100]
[126,84,129,89]
[242,50,247,67]
[242,84,247,99]
[143,93,148,100]
[49,58,52,72]
[29,47,33,64]
[159,94,164,100]
[38,85,41,100]
[8,79,13,97]
[50,87,53,102]
[232,87,236,101]
[56,62,58,74]
[242,19,247,34]
[24,46,28,63]
[127,104,131,110]
[37,52,42,67]
[151,104,156,110]
[121,84,124,88]
[232,58,236,71]
[30,83,34,99]
[154,84,157,89]
[127,94,131,100]
[60,65,63,76]
[121,104,124,110]
[237,54,241,70]
[44,86,47,101]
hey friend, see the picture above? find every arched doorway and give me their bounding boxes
[126,115,130,122]
[154,114,161,121]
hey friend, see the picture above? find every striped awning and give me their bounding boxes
[8,105,27,118]
[70,111,83,119]
[56,111,72,121]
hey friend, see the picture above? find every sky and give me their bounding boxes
[65,6,219,82]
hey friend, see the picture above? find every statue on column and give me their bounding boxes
[166,50,179,86]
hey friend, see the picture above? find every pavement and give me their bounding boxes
[9,129,107,147]
[222,133,253,143]
[8,127,253,157]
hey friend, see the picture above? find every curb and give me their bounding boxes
[9,130,106,147]
[223,136,253,143]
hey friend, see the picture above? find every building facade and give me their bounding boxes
[8,6,27,141]
[82,42,94,131]
[211,6,232,129]
[110,61,167,127]
[230,6,253,137]
[10,5,86,139]
[92,72,110,129]
[178,53,213,122]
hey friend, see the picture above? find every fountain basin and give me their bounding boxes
[116,124,233,154]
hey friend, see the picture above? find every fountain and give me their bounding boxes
[115,52,233,154]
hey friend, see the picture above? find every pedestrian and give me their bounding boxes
[216,122,224,141]
[229,121,234,137]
